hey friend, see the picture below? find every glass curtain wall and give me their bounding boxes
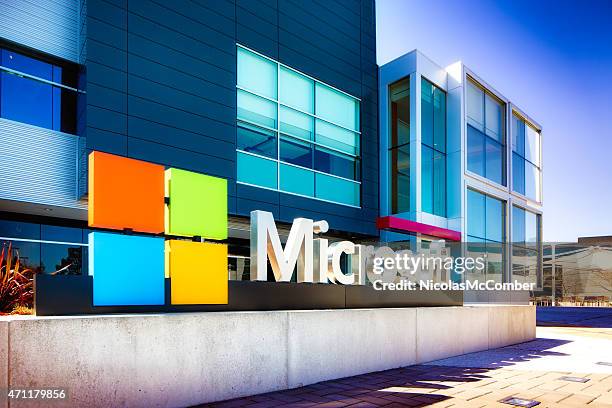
[512,114,541,201]
[421,78,446,216]
[466,78,505,185]
[0,219,88,275]
[389,78,410,214]
[236,46,361,207]
[467,189,506,282]
[512,206,541,286]
[0,48,77,134]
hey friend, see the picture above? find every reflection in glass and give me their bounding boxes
[465,79,505,185]
[390,78,410,213]
[237,122,277,159]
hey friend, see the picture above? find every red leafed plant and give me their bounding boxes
[0,243,34,314]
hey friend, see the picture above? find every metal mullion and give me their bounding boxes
[276,60,280,190]
[0,66,82,93]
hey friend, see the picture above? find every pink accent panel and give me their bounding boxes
[377,216,461,241]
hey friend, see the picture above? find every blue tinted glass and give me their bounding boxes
[237,90,277,128]
[0,220,40,239]
[2,49,53,80]
[467,125,485,176]
[1,72,53,128]
[315,120,358,156]
[237,47,277,99]
[512,115,525,155]
[512,206,526,244]
[485,138,503,185]
[525,210,538,243]
[280,136,312,168]
[467,189,485,239]
[314,147,357,180]
[280,164,314,196]
[421,145,433,213]
[525,161,539,201]
[315,83,358,131]
[41,225,83,243]
[237,152,278,189]
[237,122,277,159]
[279,67,313,113]
[0,238,41,272]
[433,86,446,153]
[485,195,504,242]
[512,153,525,195]
[280,106,313,141]
[421,79,433,148]
[433,150,446,216]
[315,173,359,206]
[41,243,83,275]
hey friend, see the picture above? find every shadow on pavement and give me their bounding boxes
[202,338,572,407]
[537,306,612,328]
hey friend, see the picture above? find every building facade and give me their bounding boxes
[379,51,543,295]
[0,1,542,292]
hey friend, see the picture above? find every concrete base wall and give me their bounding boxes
[0,305,535,408]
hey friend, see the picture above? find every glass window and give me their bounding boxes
[433,86,446,153]
[512,113,540,201]
[467,189,506,279]
[0,220,87,275]
[467,189,505,242]
[235,46,360,206]
[315,83,359,131]
[0,220,40,240]
[512,153,525,195]
[421,78,446,217]
[237,122,277,159]
[280,164,314,196]
[511,205,541,284]
[485,195,503,242]
[421,80,433,148]
[280,106,313,141]
[1,49,77,134]
[485,94,502,142]
[467,189,486,240]
[422,146,433,214]
[512,206,526,244]
[279,67,313,113]
[315,120,358,156]
[41,243,83,274]
[237,152,278,189]
[467,126,485,176]
[484,137,503,185]
[525,123,540,166]
[314,147,357,180]
[391,145,410,214]
[512,115,525,155]
[280,136,312,168]
[315,173,359,206]
[389,78,410,214]
[237,47,277,99]
[466,78,505,186]
[237,90,277,128]
[525,161,540,201]
[466,80,484,131]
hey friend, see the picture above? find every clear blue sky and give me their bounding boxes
[376,0,612,242]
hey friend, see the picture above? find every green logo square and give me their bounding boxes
[165,168,227,239]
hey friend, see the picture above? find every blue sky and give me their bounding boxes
[376,0,612,242]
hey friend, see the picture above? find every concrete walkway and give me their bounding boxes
[202,325,612,407]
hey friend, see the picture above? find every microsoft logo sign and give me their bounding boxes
[88,151,228,306]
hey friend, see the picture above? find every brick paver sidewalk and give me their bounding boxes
[202,326,612,407]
